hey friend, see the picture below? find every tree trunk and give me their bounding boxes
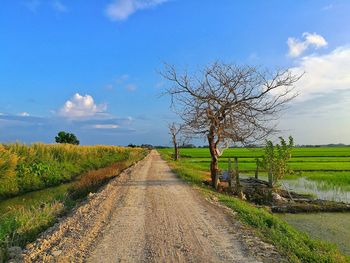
[174,143,179,160]
[208,133,219,189]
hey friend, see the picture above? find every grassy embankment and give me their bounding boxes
[158,148,350,263]
[0,143,148,260]
[169,147,350,190]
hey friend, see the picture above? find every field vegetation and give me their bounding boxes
[161,147,350,189]
[0,143,148,260]
[158,148,350,262]
[0,143,143,198]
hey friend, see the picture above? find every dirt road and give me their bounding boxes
[22,151,283,262]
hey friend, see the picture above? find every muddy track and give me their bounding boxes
[20,151,284,262]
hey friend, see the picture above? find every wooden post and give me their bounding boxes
[255,159,259,179]
[228,158,233,188]
[234,157,240,193]
[268,159,273,188]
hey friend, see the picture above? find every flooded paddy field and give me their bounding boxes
[164,147,350,255]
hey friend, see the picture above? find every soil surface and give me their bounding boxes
[19,151,284,262]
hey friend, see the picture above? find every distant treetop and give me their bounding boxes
[55,131,80,145]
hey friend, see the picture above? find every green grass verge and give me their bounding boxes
[158,149,350,263]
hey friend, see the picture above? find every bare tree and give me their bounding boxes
[162,61,301,188]
[168,122,182,160]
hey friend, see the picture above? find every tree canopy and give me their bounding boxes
[162,61,301,187]
[55,131,80,145]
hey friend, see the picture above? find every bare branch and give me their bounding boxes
[161,61,302,183]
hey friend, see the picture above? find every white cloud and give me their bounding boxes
[279,45,350,145]
[92,124,119,129]
[52,0,68,12]
[291,46,350,101]
[59,93,107,119]
[105,0,168,21]
[287,32,328,57]
[18,112,30,117]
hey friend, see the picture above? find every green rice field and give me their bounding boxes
[160,147,350,192]
[158,147,350,257]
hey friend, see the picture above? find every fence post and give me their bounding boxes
[228,158,232,188]
[268,159,273,188]
[255,159,259,179]
[234,157,241,194]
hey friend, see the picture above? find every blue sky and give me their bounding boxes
[1,0,350,146]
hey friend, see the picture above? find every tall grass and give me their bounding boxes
[0,144,148,261]
[0,143,142,199]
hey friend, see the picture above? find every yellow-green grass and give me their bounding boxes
[0,143,144,199]
[158,149,349,263]
[0,145,148,261]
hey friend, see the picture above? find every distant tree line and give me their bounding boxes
[296,143,350,148]
[127,144,154,149]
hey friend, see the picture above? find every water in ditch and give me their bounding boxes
[278,212,350,256]
[241,175,350,256]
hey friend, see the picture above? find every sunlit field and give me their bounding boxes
[160,147,350,189]
[0,143,148,258]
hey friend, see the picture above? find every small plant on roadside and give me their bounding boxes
[259,136,294,187]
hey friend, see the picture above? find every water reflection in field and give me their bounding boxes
[240,173,350,203]
[281,177,350,203]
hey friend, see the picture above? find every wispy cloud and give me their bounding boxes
[125,84,137,92]
[322,4,333,11]
[52,0,68,12]
[105,0,168,21]
[24,0,68,13]
[116,74,130,83]
[24,0,41,13]
[18,112,30,117]
[105,74,138,92]
[287,32,328,57]
[91,124,119,129]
